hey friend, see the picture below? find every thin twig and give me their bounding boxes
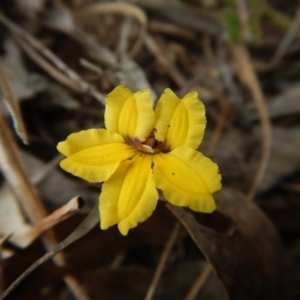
[144,222,181,300]
[177,64,216,98]
[0,234,12,294]
[128,0,223,36]
[235,0,251,42]
[76,2,148,59]
[207,96,231,157]
[118,18,131,62]
[0,57,28,144]
[30,154,63,184]
[0,205,99,300]
[144,33,186,87]
[14,37,82,93]
[270,5,300,66]
[0,105,91,300]
[149,20,195,40]
[231,44,272,199]
[25,197,85,243]
[0,12,105,104]
[79,58,104,76]
[183,263,212,300]
[7,197,84,248]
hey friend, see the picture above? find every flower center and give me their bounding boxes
[134,130,163,154]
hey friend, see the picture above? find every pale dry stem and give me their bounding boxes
[231,44,272,199]
[235,0,252,43]
[144,33,187,87]
[76,2,147,59]
[1,205,99,300]
[207,96,231,157]
[270,5,300,66]
[0,106,91,299]
[0,13,105,104]
[144,222,181,300]
[12,197,85,248]
[183,263,213,300]
[0,57,28,144]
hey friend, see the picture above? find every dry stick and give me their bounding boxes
[148,20,195,40]
[144,222,181,300]
[207,97,231,157]
[79,58,104,76]
[7,196,84,249]
[109,252,126,270]
[19,197,85,247]
[280,182,300,193]
[14,37,82,93]
[177,64,216,98]
[1,205,99,300]
[231,45,272,199]
[118,18,131,61]
[0,235,11,295]
[270,5,300,66]
[0,57,28,144]
[144,33,186,88]
[0,13,105,104]
[234,0,251,42]
[76,2,147,59]
[232,2,271,197]
[183,263,212,300]
[0,109,91,300]
[128,0,222,36]
[30,154,63,184]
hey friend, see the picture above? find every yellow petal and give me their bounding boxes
[153,147,221,213]
[154,88,206,150]
[105,85,154,141]
[99,154,158,235]
[57,129,137,183]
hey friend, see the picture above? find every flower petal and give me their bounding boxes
[99,154,158,235]
[57,129,137,183]
[105,85,154,141]
[154,88,206,150]
[153,147,221,213]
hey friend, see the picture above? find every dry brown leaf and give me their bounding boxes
[167,188,286,300]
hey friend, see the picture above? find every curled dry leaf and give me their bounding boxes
[167,188,287,300]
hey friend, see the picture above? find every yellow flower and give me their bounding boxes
[57,85,222,235]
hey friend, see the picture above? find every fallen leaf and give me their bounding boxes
[167,188,287,300]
